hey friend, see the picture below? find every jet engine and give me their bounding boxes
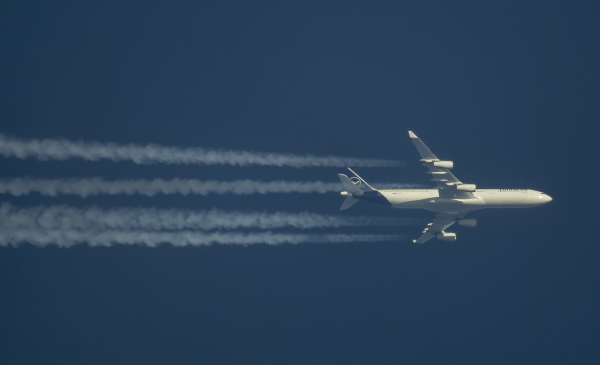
[457,184,476,192]
[458,218,477,227]
[433,160,453,169]
[437,232,457,241]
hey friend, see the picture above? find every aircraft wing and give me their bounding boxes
[408,131,474,199]
[413,212,464,244]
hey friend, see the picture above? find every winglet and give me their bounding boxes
[408,131,417,139]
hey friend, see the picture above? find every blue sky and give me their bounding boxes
[1,1,599,364]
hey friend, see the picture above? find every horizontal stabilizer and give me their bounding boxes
[339,196,359,210]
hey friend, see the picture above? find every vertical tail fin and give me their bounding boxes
[337,167,391,209]
[337,167,378,210]
[337,168,377,192]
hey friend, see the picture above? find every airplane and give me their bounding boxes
[337,131,552,243]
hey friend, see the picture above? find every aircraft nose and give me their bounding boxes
[546,194,553,203]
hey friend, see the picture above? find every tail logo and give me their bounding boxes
[350,177,361,186]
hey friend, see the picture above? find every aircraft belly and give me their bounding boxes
[354,191,392,206]
[476,192,534,208]
[384,192,437,208]
[391,201,427,209]
[395,197,485,212]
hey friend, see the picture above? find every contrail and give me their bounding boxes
[0,230,406,248]
[0,203,420,231]
[0,178,424,197]
[0,134,402,167]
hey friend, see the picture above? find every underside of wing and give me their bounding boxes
[413,232,436,244]
[413,212,464,244]
[408,131,475,199]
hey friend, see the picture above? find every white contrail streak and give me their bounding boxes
[0,230,406,248]
[0,178,424,197]
[0,204,420,231]
[0,134,403,167]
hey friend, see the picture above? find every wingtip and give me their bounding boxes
[408,131,417,139]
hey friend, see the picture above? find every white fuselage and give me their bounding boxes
[379,189,553,213]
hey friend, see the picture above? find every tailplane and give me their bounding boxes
[339,196,359,210]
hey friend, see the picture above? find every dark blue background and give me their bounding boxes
[1,1,598,364]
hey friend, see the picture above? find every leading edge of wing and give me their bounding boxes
[408,131,473,193]
[408,131,438,160]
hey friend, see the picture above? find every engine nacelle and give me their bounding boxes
[433,160,453,169]
[457,184,476,192]
[458,218,477,227]
[437,232,457,241]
